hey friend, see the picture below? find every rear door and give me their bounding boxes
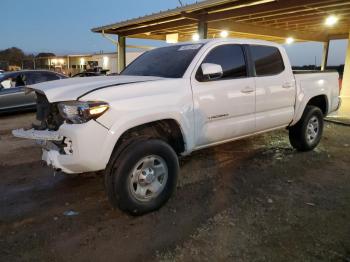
[250,45,295,131]
[191,44,256,147]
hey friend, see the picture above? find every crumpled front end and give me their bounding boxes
[39,120,110,174]
[12,92,111,174]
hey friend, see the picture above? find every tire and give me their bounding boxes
[289,105,324,151]
[104,138,179,215]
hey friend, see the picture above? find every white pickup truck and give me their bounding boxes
[13,39,341,215]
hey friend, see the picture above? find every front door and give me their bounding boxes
[0,73,35,110]
[191,44,256,147]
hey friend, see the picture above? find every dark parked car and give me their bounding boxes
[0,70,67,113]
[72,71,102,77]
[72,69,109,77]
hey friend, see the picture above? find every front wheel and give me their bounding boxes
[289,105,324,151]
[105,139,179,215]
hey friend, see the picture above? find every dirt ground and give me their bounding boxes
[0,112,349,262]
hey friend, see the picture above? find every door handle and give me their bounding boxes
[282,82,293,88]
[241,86,255,94]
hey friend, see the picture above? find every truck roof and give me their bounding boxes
[173,38,283,48]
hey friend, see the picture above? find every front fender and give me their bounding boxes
[80,78,195,163]
[96,109,194,168]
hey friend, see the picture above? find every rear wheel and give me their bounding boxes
[289,105,324,151]
[105,138,179,215]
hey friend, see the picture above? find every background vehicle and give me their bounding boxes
[72,69,109,77]
[0,70,4,74]
[13,39,341,215]
[0,70,67,112]
[72,72,102,77]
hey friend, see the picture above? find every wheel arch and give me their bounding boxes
[306,95,328,115]
[291,93,329,126]
[103,118,188,169]
[117,118,186,153]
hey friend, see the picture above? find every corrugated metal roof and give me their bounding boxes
[91,0,350,43]
[91,0,238,32]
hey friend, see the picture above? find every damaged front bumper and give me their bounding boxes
[12,128,63,141]
[12,120,111,174]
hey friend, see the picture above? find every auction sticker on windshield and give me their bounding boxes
[178,44,202,51]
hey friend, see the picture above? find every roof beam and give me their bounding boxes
[118,19,196,36]
[208,20,329,42]
[259,13,350,27]
[284,19,350,28]
[110,16,184,33]
[120,17,330,42]
[328,33,349,39]
[235,0,350,22]
[204,0,275,12]
[180,12,200,21]
[116,11,204,33]
[244,6,350,24]
[205,0,343,22]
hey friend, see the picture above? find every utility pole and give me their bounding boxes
[314,56,317,70]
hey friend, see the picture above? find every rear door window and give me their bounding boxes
[25,71,60,85]
[24,72,37,85]
[250,45,285,76]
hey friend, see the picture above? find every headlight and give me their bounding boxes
[58,101,109,124]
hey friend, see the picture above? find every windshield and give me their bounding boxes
[121,44,203,78]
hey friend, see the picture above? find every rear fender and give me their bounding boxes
[291,90,329,126]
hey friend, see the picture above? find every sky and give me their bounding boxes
[1,0,348,66]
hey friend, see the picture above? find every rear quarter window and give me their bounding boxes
[250,45,285,76]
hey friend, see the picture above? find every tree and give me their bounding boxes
[0,47,27,66]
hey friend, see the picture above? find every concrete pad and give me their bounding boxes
[326,97,350,125]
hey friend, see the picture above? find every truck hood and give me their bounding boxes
[28,75,163,102]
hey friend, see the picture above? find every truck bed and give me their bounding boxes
[293,70,338,74]
[294,71,340,114]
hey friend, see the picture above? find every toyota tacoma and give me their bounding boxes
[13,39,341,215]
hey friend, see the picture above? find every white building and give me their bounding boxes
[44,51,142,75]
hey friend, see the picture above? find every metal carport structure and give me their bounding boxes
[91,0,350,117]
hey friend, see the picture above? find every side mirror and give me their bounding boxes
[201,63,223,81]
